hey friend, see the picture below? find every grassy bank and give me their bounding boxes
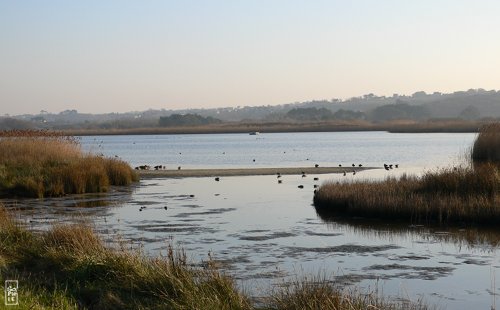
[0,130,138,198]
[314,124,500,226]
[0,207,426,309]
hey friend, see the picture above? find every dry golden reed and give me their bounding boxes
[0,130,138,197]
[314,123,500,225]
[314,165,500,225]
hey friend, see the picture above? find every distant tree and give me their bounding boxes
[30,116,46,123]
[0,118,35,130]
[412,91,427,98]
[369,101,430,121]
[285,107,333,121]
[159,114,222,127]
[459,106,480,120]
[332,109,366,120]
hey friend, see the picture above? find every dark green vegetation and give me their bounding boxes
[159,113,222,127]
[314,124,500,226]
[0,130,138,198]
[472,123,500,163]
[0,207,427,309]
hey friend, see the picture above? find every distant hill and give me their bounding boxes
[2,88,499,130]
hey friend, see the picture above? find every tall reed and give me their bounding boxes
[314,165,500,225]
[315,123,500,226]
[472,123,500,163]
[0,130,138,197]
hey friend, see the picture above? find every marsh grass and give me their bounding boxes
[314,123,500,226]
[0,130,138,197]
[472,123,500,163]
[0,206,427,309]
[314,165,500,225]
[0,207,251,309]
[268,276,427,310]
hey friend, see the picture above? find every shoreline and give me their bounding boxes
[61,120,486,136]
[138,166,376,178]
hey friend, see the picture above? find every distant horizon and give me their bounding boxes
[2,1,499,115]
[3,87,497,116]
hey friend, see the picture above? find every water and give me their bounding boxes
[79,131,475,169]
[5,131,499,309]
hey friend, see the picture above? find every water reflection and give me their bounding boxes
[1,186,134,231]
[316,213,500,251]
[315,213,500,250]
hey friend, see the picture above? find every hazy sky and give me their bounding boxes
[1,1,499,115]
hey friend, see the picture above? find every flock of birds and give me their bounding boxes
[134,160,400,211]
[211,162,400,194]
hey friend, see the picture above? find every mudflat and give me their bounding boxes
[138,166,375,178]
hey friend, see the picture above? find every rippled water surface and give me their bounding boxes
[5,131,500,309]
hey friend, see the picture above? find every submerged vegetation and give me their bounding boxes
[0,130,138,198]
[314,123,500,226]
[0,206,427,309]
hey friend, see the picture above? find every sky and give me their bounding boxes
[1,0,500,115]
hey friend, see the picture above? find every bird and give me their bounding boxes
[298,185,304,189]
[302,173,307,178]
[352,164,355,167]
[315,164,319,168]
[353,170,356,175]
[313,177,319,181]
[277,175,282,179]
[389,164,393,169]
[278,180,282,184]
[178,166,181,170]
[343,171,347,176]
[215,177,220,181]
[253,159,256,162]
[358,164,363,167]
[313,185,319,188]
[395,164,399,168]
[339,164,342,167]
[164,206,168,210]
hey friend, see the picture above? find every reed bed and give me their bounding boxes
[315,123,500,226]
[314,165,500,225]
[472,123,500,163]
[0,206,426,309]
[0,130,138,197]
[268,276,427,310]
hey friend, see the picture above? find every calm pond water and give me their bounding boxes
[5,131,500,309]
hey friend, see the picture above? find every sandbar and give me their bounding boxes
[138,166,376,178]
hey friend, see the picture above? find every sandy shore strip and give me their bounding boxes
[138,166,377,178]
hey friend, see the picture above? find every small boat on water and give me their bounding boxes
[249,131,260,135]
